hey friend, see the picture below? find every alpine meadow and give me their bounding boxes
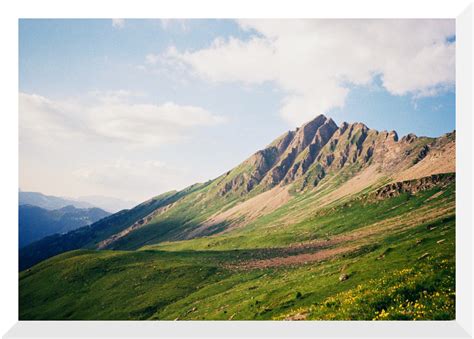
[19,19,456,321]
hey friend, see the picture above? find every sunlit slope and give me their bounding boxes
[20,177,455,320]
[93,118,455,251]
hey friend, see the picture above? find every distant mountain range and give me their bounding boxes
[19,191,137,213]
[19,191,95,210]
[19,204,110,248]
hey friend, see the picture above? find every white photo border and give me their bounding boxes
[1,1,472,338]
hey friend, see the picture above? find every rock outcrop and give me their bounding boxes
[372,173,455,200]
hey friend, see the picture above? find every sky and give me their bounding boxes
[19,19,456,203]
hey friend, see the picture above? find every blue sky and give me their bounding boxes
[19,19,455,201]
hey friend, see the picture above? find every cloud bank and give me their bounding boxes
[161,19,455,126]
[19,91,224,200]
[19,91,224,146]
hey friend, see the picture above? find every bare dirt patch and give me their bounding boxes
[284,312,308,320]
[425,191,445,202]
[316,165,384,208]
[226,246,356,270]
[187,186,291,238]
[223,200,454,271]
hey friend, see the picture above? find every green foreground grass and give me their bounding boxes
[19,183,455,320]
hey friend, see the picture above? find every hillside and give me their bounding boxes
[19,205,110,248]
[19,114,455,320]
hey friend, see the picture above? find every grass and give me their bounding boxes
[19,181,455,320]
[278,258,455,320]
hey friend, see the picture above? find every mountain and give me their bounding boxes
[19,191,95,210]
[19,114,455,267]
[19,205,110,248]
[19,114,456,320]
[88,114,454,249]
[19,191,135,213]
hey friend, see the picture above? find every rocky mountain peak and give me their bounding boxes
[216,114,453,198]
[290,114,328,152]
[389,130,399,142]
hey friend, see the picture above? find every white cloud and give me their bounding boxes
[112,19,125,29]
[19,91,225,200]
[19,91,225,147]
[161,19,455,126]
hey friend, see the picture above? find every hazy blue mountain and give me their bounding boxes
[19,204,110,248]
[19,191,176,270]
[19,191,95,210]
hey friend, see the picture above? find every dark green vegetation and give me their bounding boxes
[20,180,455,320]
[19,205,110,248]
[19,115,456,320]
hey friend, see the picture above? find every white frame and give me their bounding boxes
[1,1,472,338]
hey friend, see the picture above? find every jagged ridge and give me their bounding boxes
[216,114,453,197]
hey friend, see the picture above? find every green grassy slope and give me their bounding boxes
[144,174,452,251]
[20,180,455,320]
